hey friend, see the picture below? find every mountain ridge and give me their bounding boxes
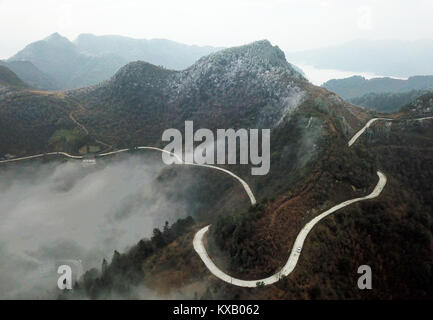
[66,40,315,149]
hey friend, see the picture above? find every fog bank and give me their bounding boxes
[0,155,194,299]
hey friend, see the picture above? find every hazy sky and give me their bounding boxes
[1,0,433,58]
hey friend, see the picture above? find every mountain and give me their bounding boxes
[67,40,312,146]
[322,75,433,100]
[1,40,322,156]
[0,39,366,208]
[286,39,433,77]
[400,91,433,118]
[0,65,28,88]
[8,33,221,90]
[321,75,433,113]
[8,33,127,90]
[0,60,57,90]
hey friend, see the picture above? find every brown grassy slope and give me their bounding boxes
[131,92,378,298]
[208,115,433,299]
[137,103,433,300]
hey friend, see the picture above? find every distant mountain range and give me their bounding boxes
[61,40,310,149]
[75,33,223,70]
[322,75,433,100]
[286,39,433,78]
[347,90,431,113]
[321,75,433,112]
[0,65,28,88]
[6,33,222,90]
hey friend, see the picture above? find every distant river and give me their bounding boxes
[297,64,407,86]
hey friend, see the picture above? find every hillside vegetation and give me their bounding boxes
[321,75,433,113]
[323,75,433,99]
[0,60,57,90]
[348,89,430,113]
[0,65,28,88]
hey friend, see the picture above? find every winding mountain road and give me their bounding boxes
[348,116,433,147]
[348,118,393,147]
[0,152,83,164]
[69,111,89,135]
[194,115,432,287]
[1,115,432,287]
[0,146,256,205]
[193,171,386,287]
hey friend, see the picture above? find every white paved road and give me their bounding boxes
[193,171,387,287]
[348,118,393,147]
[415,116,433,121]
[0,152,83,164]
[194,116,403,287]
[348,115,433,147]
[0,146,256,205]
[98,146,257,205]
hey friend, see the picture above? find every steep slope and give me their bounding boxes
[68,40,331,147]
[211,95,433,299]
[348,89,429,113]
[73,93,433,300]
[0,60,58,90]
[66,91,381,299]
[0,65,28,88]
[0,91,85,157]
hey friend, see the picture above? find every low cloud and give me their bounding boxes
[0,154,196,299]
